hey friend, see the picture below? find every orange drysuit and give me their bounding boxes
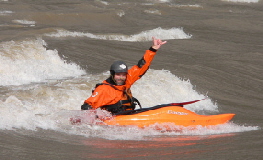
[84,47,157,113]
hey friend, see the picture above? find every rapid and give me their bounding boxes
[0,0,262,159]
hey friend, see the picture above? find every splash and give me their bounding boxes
[132,70,215,112]
[116,10,125,17]
[59,116,259,140]
[0,10,13,16]
[144,9,162,15]
[12,19,36,27]
[0,39,86,86]
[0,69,258,139]
[45,27,192,41]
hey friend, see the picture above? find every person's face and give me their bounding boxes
[114,72,127,85]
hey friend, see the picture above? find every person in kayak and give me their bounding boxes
[81,37,167,114]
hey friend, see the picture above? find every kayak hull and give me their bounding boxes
[103,106,235,128]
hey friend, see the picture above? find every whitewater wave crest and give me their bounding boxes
[0,38,86,86]
[45,27,192,41]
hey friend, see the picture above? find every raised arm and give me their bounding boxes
[125,37,167,87]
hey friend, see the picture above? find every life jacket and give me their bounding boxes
[93,83,141,114]
[84,48,157,114]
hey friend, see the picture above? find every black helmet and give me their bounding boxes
[110,60,128,75]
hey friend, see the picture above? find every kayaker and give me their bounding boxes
[81,37,167,114]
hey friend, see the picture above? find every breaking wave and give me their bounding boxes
[0,39,86,86]
[45,27,192,41]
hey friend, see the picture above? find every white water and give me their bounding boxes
[1,27,192,86]
[0,10,13,15]
[12,19,36,27]
[44,27,192,41]
[0,34,258,140]
[0,39,86,86]
[0,68,259,139]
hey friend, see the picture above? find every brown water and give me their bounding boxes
[0,0,262,159]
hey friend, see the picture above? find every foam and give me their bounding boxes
[144,9,162,15]
[0,39,86,86]
[0,10,13,16]
[45,27,192,41]
[131,70,215,112]
[116,10,125,17]
[0,69,258,139]
[12,19,36,27]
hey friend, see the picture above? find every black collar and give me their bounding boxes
[106,76,116,85]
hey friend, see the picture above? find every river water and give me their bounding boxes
[0,0,262,159]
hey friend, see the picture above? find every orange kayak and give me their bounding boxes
[102,105,235,128]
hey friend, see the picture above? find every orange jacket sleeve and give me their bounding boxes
[125,48,157,88]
